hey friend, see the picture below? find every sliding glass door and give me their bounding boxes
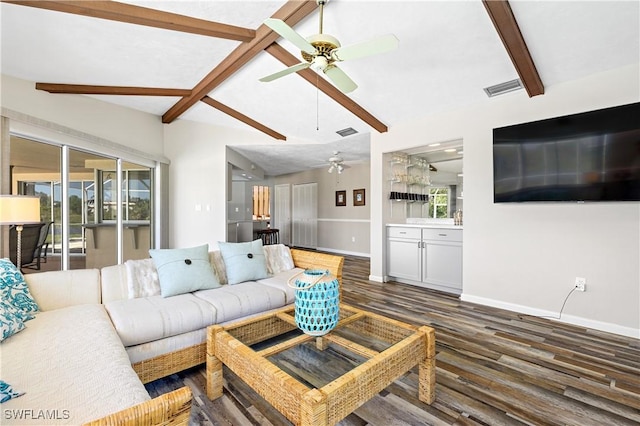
[8,136,156,270]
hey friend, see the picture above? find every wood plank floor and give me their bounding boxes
[146,254,640,426]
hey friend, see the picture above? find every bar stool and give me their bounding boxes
[256,228,279,245]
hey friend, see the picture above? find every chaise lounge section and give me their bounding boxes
[1,268,191,425]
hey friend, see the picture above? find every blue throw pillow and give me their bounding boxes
[218,239,269,285]
[0,299,27,342]
[149,245,220,297]
[0,380,25,403]
[0,258,39,317]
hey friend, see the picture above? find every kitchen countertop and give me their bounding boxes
[386,223,463,230]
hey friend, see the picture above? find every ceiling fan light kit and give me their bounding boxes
[260,0,398,94]
[328,151,345,174]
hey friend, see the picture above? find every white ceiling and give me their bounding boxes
[1,1,638,176]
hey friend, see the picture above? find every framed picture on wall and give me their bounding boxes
[353,188,365,206]
[336,190,346,206]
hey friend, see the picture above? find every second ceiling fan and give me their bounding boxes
[260,0,399,93]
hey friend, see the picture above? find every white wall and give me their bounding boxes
[163,119,289,249]
[371,64,640,337]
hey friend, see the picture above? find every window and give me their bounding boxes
[123,169,151,221]
[10,136,158,270]
[253,185,270,220]
[100,168,151,222]
[427,187,449,218]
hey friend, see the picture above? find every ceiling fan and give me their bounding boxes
[328,151,345,174]
[260,0,399,93]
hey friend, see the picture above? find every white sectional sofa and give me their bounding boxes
[1,269,191,425]
[1,244,343,424]
[100,246,344,383]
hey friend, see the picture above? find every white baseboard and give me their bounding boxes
[461,294,640,339]
[369,275,384,283]
[315,247,370,258]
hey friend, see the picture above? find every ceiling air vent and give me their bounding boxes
[336,127,358,137]
[483,79,523,97]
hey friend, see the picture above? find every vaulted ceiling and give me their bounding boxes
[1,1,638,175]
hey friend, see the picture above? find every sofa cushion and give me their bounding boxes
[105,294,217,346]
[1,304,150,425]
[126,328,207,364]
[256,268,304,304]
[218,240,269,285]
[193,282,286,323]
[263,244,295,275]
[149,244,220,297]
[25,268,101,311]
[0,258,39,315]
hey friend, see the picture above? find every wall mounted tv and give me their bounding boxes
[493,102,640,203]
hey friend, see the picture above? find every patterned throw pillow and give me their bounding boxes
[0,380,25,403]
[218,239,269,285]
[0,299,27,342]
[0,258,39,316]
[149,245,221,297]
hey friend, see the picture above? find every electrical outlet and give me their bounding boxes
[575,277,586,292]
[351,237,356,243]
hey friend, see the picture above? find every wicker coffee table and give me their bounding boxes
[206,304,435,426]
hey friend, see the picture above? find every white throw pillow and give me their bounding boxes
[263,244,295,275]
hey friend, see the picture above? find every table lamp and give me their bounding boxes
[0,195,41,269]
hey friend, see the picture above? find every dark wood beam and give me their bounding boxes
[162,0,318,124]
[3,0,255,42]
[482,0,544,97]
[36,83,191,96]
[265,43,388,134]
[201,97,286,141]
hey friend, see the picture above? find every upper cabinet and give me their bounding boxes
[386,140,463,219]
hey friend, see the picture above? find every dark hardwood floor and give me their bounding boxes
[147,254,640,426]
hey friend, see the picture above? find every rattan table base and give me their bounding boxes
[206,304,435,426]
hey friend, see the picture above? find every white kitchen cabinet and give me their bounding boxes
[387,227,422,281]
[422,229,463,290]
[387,226,463,294]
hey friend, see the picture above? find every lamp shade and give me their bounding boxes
[0,195,41,224]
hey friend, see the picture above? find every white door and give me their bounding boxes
[274,184,291,245]
[292,183,317,248]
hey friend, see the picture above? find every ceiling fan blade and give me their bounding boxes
[331,34,399,62]
[323,65,358,94]
[264,18,316,55]
[259,62,311,82]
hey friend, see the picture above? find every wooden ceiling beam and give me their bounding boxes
[36,83,191,96]
[265,43,388,134]
[162,0,318,124]
[482,0,544,97]
[201,96,286,141]
[3,0,255,42]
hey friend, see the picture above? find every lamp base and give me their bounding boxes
[16,224,23,270]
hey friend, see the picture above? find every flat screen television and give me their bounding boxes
[493,102,640,203]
